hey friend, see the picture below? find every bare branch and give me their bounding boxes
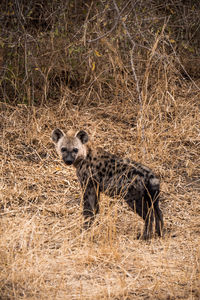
[112,0,145,154]
[87,1,132,43]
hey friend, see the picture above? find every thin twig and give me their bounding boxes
[87,1,132,43]
[168,41,200,91]
[83,1,94,46]
[112,0,145,154]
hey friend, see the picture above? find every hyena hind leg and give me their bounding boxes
[148,182,164,238]
[154,204,164,237]
[141,207,154,240]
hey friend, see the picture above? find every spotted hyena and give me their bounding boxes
[51,128,163,239]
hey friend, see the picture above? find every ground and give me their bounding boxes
[0,94,200,299]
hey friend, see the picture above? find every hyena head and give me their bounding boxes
[51,128,89,165]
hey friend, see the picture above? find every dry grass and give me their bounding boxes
[0,86,200,300]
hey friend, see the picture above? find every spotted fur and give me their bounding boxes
[51,128,164,239]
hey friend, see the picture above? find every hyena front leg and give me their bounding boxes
[82,180,100,228]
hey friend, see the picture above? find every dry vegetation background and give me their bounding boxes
[0,0,200,299]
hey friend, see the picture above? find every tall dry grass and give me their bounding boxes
[0,77,200,299]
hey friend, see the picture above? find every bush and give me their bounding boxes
[0,0,199,105]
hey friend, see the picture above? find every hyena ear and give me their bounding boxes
[51,128,64,143]
[76,130,89,144]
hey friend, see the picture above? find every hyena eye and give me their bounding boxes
[73,148,78,153]
[61,147,67,153]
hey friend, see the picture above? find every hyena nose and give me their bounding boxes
[65,160,73,166]
[64,158,73,165]
[63,156,74,165]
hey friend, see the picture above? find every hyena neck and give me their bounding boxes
[73,157,84,168]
